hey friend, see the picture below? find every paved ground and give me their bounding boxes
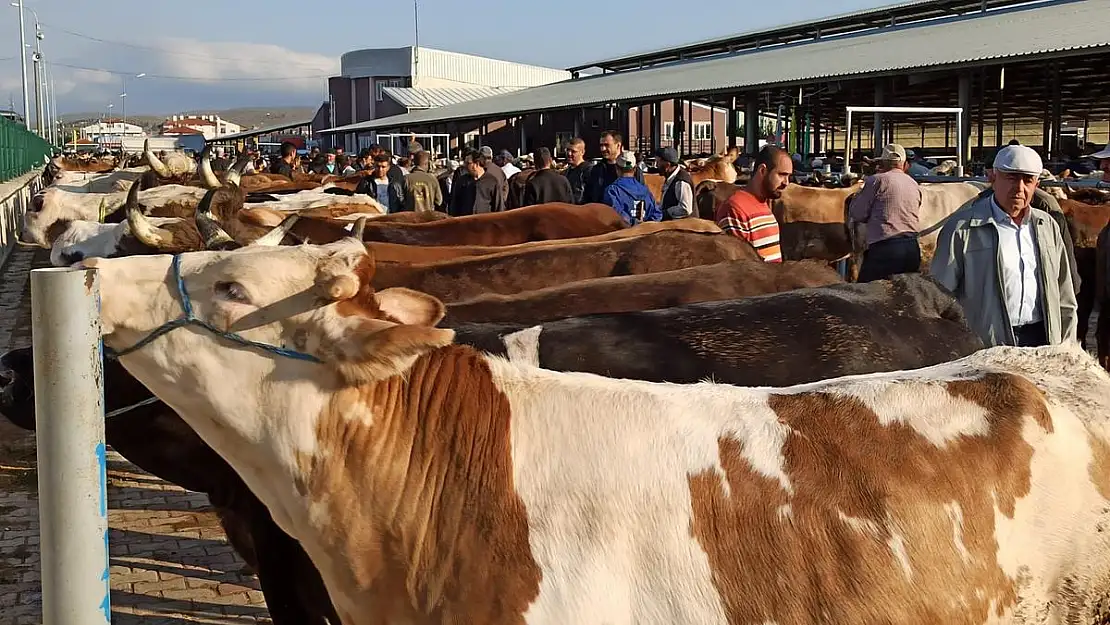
[0,246,272,625]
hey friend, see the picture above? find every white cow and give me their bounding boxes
[84,239,1110,625]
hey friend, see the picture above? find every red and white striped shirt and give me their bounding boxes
[714,189,783,263]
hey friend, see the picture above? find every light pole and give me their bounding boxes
[14,4,45,136]
[121,73,144,131]
[10,1,29,129]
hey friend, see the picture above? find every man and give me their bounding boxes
[356,152,405,213]
[714,144,787,263]
[848,143,923,282]
[269,142,297,179]
[498,150,522,180]
[1091,144,1110,182]
[369,144,406,185]
[656,147,694,220]
[313,151,339,175]
[564,137,594,204]
[602,151,660,226]
[453,153,503,216]
[584,131,644,204]
[403,150,443,212]
[523,147,573,206]
[479,145,508,205]
[931,144,1077,348]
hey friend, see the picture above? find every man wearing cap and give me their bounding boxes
[1090,143,1110,183]
[602,151,660,226]
[479,146,508,207]
[848,143,923,282]
[931,144,1077,348]
[656,147,695,220]
[497,150,522,180]
[523,147,573,206]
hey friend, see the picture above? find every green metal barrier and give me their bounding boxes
[0,116,52,184]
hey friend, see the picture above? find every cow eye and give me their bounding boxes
[214,281,251,304]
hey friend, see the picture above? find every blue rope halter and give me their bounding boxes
[104,254,323,364]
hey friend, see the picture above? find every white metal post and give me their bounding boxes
[31,267,110,625]
[13,0,30,129]
[844,110,853,175]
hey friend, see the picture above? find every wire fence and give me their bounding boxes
[0,116,52,184]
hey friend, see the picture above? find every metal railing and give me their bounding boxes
[1,114,52,183]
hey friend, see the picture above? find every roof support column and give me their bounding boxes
[977,68,986,159]
[574,109,583,138]
[995,66,1005,146]
[872,80,885,156]
[958,72,971,165]
[673,99,685,155]
[651,102,662,153]
[728,96,740,150]
[744,92,759,156]
[1050,63,1062,161]
[519,116,526,156]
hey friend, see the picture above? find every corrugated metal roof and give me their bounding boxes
[382,86,523,109]
[208,119,313,143]
[322,0,1107,135]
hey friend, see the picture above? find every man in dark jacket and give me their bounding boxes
[584,131,644,204]
[356,152,406,213]
[479,146,507,207]
[563,137,593,204]
[269,142,297,178]
[524,147,573,206]
[368,144,405,185]
[403,150,443,212]
[453,153,503,216]
[656,147,694,220]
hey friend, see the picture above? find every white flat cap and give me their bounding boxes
[993,145,1043,176]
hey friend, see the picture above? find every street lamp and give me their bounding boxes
[9,1,30,129]
[120,72,145,130]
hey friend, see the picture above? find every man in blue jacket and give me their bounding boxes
[602,151,661,226]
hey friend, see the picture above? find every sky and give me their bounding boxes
[0,0,893,118]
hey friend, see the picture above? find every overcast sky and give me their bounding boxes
[0,0,891,116]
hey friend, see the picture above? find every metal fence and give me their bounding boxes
[1,114,52,183]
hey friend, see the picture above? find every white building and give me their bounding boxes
[80,119,146,149]
[316,46,569,151]
[160,114,243,140]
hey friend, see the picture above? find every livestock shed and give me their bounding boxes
[321,0,1110,172]
[206,119,314,153]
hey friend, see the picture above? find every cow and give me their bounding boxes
[143,139,198,183]
[75,239,1110,624]
[443,258,842,325]
[1058,198,1110,349]
[449,273,983,384]
[372,229,760,302]
[645,155,738,202]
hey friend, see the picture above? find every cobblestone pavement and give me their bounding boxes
[0,247,271,625]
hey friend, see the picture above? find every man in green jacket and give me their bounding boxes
[931,144,1077,347]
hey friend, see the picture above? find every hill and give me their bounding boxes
[57,106,316,133]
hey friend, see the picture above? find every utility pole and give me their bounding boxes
[12,0,30,129]
[29,11,43,136]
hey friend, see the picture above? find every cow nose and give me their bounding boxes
[61,251,84,265]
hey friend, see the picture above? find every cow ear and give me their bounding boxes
[329,318,455,383]
[373,287,445,327]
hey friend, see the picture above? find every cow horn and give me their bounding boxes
[314,259,361,301]
[126,184,172,247]
[1065,183,1075,195]
[194,189,237,250]
[250,213,299,247]
[226,167,241,188]
[143,139,171,179]
[199,145,220,189]
[351,216,368,240]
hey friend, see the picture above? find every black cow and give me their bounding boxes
[449,273,984,385]
[0,273,982,622]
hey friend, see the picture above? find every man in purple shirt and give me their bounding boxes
[848,143,923,282]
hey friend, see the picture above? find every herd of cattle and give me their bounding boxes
[1,143,1110,623]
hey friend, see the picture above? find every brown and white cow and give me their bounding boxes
[85,240,1110,624]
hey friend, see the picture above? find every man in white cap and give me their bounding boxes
[1090,143,1110,183]
[602,151,659,225]
[931,144,1076,347]
[848,143,922,282]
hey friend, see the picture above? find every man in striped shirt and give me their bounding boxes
[714,145,789,262]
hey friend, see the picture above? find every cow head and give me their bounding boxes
[144,139,197,181]
[82,241,454,448]
[22,186,117,248]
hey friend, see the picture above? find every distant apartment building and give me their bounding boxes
[160,114,243,140]
[80,119,146,149]
[314,46,570,153]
